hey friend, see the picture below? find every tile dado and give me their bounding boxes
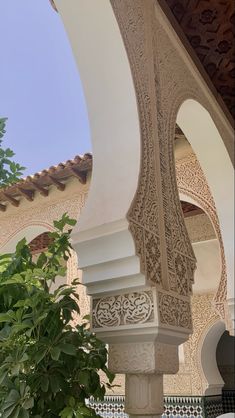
[88,394,234,418]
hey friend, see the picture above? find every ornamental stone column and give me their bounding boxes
[54,0,196,416]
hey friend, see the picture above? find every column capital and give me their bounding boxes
[109,341,179,375]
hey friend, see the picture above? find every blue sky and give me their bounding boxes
[0,0,91,176]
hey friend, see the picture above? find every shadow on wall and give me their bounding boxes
[216,331,235,390]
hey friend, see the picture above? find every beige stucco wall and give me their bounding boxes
[164,293,220,396]
[0,177,88,250]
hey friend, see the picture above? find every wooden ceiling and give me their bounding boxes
[163,0,235,120]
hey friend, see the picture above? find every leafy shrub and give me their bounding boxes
[0,214,114,418]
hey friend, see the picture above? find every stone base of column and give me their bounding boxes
[125,374,163,417]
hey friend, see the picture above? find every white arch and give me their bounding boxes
[55,0,141,235]
[177,100,234,330]
[54,0,144,299]
[200,320,226,396]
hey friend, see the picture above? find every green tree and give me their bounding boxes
[0,120,114,417]
[0,118,25,187]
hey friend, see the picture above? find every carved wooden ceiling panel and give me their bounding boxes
[164,0,235,120]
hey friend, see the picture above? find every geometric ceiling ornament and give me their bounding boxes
[163,0,235,120]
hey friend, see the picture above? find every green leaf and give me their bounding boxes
[34,348,48,364]
[0,313,12,323]
[59,406,74,418]
[59,343,76,356]
[19,409,29,418]
[51,346,61,361]
[68,397,75,408]
[4,389,20,404]
[77,370,90,387]
[15,238,27,252]
[82,314,90,321]
[1,405,18,418]
[9,406,21,418]
[22,397,34,409]
[49,375,60,394]
[0,369,8,384]
[77,405,92,416]
[40,375,49,393]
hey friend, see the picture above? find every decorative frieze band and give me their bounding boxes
[92,288,192,332]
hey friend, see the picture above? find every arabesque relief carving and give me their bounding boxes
[92,290,154,329]
[109,342,179,375]
[158,292,192,330]
[110,0,196,332]
[176,153,228,326]
[164,294,219,396]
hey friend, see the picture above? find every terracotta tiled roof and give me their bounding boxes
[0,153,202,219]
[0,154,92,212]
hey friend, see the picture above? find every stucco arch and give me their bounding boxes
[55,0,141,236]
[170,97,234,333]
[179,194,221,296]
[0,222,53,254]
[199,319,226,396]
[176,100,234,321]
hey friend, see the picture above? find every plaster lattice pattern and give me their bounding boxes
[176,153,228,325]
[164,293,219,396]
[109,342,155,374]
[92,290,154,329]
[110,0,196,333]
[185,213,216,243]
[158,292,192,330]
[155,1,232,328]
[155,2,232,325]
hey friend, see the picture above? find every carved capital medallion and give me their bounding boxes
[92,290,154,329]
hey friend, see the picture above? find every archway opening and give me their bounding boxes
[176,99,234,330]
[216,331,235,414]
[201,321,226,396]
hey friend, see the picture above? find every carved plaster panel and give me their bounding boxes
[164,294,219,396]
[92,290,154,329]
[176,153,228,325]
[109,342,155,374]
[0,192,87,249]
[185,213,216,243]
[158,292,192,330]
[110,0,196,338]
[109,342,179,375]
